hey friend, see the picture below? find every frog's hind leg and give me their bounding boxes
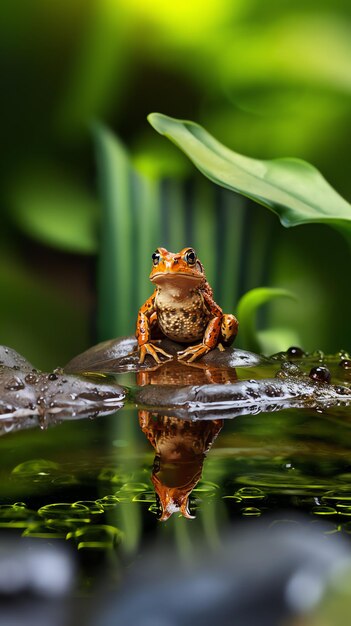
[149,313,165,340]
[219,314,239,348]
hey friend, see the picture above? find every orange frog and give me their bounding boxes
[136,247,238,363]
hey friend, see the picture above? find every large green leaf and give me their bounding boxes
[148,113,351,238]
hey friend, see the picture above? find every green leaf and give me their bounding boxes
[237,288,297,353]
[148,113,351,238]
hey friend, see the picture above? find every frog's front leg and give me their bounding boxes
[178,316,222,363]
[136,293,172,364]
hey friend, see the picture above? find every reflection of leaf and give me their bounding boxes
[237,288,297,353]
[148,114,351,239]
[10,167,98,254]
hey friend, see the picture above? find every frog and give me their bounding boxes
[136,247,238,363]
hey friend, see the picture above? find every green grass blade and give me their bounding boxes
[94,124,133,339]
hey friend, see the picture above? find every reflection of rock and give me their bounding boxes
[0,346,125,431]
[139,411,222,521]
[65,336,265,373]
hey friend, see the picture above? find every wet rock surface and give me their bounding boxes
[0,342,350,430]
[0,347,125,429]
[134,377,351,420]
[64,336,266,373]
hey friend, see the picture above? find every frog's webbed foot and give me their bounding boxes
[177,343,211,363]
[139,342,173,365]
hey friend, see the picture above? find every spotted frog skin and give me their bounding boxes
[136,247,238,363]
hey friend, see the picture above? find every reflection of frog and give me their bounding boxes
[139,411,223,521]
[136,247,238,363]
[137,361,230,520]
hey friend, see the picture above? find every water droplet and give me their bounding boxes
[287,346,305,358]
[309,366,331,383]
[48,373,58,381]
[339,359,351,369]
[4,376,25,391]
[241,507,261,517]
[53,367,64,376]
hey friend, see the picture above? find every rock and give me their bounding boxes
[134,377,351,420]
[64,336,266,374]
[0,346,125,428]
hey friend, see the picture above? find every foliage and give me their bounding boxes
[0,0,350,362]
[237,288,297,354]
[148,113,351,244]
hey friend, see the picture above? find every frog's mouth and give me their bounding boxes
[150,272,203,287]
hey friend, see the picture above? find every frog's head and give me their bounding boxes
[152,470,197,521]
[149,247,205,287]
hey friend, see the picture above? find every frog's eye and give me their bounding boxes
[152,251,161,266]
[185,249,197,265]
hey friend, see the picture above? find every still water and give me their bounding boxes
[0,351,350,594]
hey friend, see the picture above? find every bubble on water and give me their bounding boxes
[0,503,38,528]
[38,503,91,523]
[241,507,261,517]
[322,491,351,502]
[336,504,351,516]
[97,468,127,484]
[118,482,149,493]
[12,459,60,478]
[222,495,242,502]
[96,495,120,510]
[73,501,104,515]
[67,525,123,550]
[132,492,156,503]
[192,481,219,493]
[235,487,266,500]
[22,522,68,539]
[312,506,337,516]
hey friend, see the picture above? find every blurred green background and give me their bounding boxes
[1,0,350,369]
